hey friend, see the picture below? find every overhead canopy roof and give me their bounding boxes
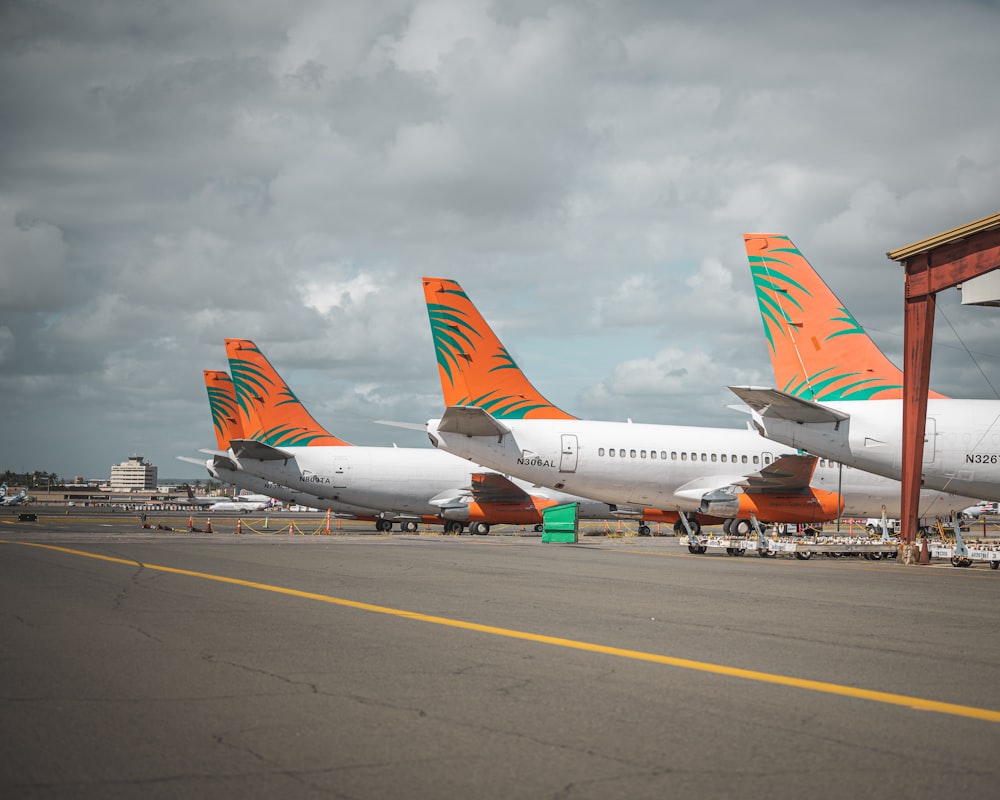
[887,211,1000,262]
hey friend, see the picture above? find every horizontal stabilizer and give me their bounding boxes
[229,439,292,461]
[371,419,428,432]
[437,405,511,437]
[728,386,849,424]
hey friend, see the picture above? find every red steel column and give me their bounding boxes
[900,278,935,545]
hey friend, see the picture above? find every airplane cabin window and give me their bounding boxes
[630,449,636,458]
[619,449,626,458]
[609,449,615,457]
[650,450,657,459]
[721,454,727,463]
[701,453,707,462]
[640,450,647,458]
[753,455,759,465]
[599,448,605,456]
[671,451,677,460]
[681,452,687,461]
[741,455,748,464]
[711,453,717,462]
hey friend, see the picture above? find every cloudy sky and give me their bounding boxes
[2,0,999,482]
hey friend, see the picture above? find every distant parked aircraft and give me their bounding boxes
[223,338,642,534]
[0,487,28,507]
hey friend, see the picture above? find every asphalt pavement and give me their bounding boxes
[2,510,999,799]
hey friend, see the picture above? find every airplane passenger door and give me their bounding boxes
[332,457,349,488]
[559,434,578,473]
[923,418,936,464]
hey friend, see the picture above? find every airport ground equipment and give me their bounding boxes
[928,518,1000,568]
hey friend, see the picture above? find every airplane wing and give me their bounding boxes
[728,386,849,424]
[229,438,293,461]
[673,454,819,503]
[428,472,533,508]
[467,472,534,503]
[436,405,511,437]
[734,453,818,492]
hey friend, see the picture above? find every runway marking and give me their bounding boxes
[8,539,1000,725]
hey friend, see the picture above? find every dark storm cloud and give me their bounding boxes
[1,0,998,478]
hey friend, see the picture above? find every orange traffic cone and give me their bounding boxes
[188,515,194,531]
[288,521,294,535]
[919,536,930,565]
[205,518,212,533]
[236,518,242,535]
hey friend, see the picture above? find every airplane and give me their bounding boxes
[0,487,28,507]
[221,338,657,534]
[729,232,1000,503]
[418,276,977,533]
[179,371,387,519]
[175,484,276,511]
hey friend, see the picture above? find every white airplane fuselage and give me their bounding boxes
[747,398,1000,501]
[230,445,619,521]
[425,416,977,519]
[205,459,379,516]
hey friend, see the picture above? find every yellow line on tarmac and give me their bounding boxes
[8,539,1000,725]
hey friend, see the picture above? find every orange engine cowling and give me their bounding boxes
[701,489,842,524]
[441,498,551,525]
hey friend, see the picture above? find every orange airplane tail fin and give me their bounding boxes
[422,277,576,420]
[203,370,244,450]
[224,338,352,446]
[743,233,947,400]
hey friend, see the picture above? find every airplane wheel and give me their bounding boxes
[375,519,392,532]
[402,521,418,532]
[732,519,752,536]
[687,544,701,554]
[794,551,812,560]
[723,518,734,534]
[534,524,543,533]
[638,524,650,536]
[444,520,464,535]
[469,522,490,535]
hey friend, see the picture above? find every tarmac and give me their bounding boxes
[2,508,1000,799]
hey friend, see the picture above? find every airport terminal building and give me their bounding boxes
[109,455,158,491]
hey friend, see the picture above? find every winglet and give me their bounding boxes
[225,339,352,447]
[422,277,576,420]
[743,233,947,400]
